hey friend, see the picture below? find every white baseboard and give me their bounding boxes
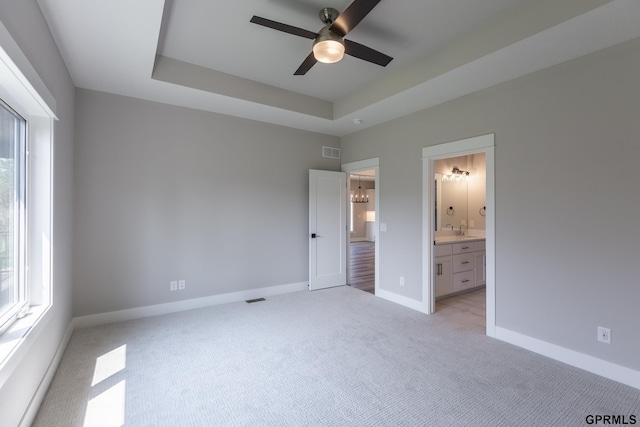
[19,321,74,427]
[72,281,308,329]
[376,288,429,314]
[495,326,640,391]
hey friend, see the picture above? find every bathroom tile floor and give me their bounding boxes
[436,287,486,333]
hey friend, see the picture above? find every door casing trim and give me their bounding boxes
[422,134,495,337]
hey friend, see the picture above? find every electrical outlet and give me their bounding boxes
[170,281,178,292]
[178,280,186,290]
[399,276,405,286]
[597,326,611,344]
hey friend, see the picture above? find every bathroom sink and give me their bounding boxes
[435,235,483,244]
[436,236,465,243]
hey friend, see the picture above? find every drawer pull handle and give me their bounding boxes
[462,246,470,249]
[461,261,470,264]
[461,279,470,283]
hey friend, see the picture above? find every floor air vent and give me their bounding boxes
[245,298,266,303]
[322,146,341,160]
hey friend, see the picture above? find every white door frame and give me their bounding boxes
[422,135,496,337]
[342,158,379,295]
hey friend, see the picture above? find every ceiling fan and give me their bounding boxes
[250,0,393,75]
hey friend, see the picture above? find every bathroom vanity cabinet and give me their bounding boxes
[434,238,485,298]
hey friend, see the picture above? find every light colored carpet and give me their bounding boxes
[33,286,639,426]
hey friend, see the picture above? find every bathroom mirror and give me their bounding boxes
[434,153,486,233]
[434,173,468,232]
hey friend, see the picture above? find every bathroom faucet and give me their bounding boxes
[458,224,467,236]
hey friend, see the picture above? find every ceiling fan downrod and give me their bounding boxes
[319,7,340,25]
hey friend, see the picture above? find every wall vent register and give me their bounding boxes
[322,146,341,159]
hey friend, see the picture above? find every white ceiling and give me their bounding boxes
[36,0,640,136]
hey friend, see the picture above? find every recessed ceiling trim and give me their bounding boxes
[36,0,639,138]
[330,0,640,135]
[152,55,333,120]
[333,0,614,119]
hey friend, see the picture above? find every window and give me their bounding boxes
[0,99,27,333]
[0,21,55,376]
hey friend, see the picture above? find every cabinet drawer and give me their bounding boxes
[474,240,486,251]
[434,244,452,257]
[452,242,474,254]
[452,253,474,273]
[452,270,475,293]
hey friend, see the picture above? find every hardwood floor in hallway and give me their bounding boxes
[349,241,374,294]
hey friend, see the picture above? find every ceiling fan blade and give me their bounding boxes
[344,39,392,67]
[294,52,317,75]
[250,16,317,39]
[330,0,382,37]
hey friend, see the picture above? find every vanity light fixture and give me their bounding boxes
[442,166,470,182]
[351,175,369,204]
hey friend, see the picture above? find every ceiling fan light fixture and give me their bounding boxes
[313,27,345,64]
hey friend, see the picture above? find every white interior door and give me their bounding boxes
[309,169,347,290]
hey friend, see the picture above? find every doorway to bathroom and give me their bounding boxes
[433,153,487,332]
[422,134,495,337]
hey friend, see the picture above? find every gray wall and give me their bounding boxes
[0,1,75,426]
[73,89,340,316]
[341,38,640,370]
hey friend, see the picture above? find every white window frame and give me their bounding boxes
[0,19,56,388]
[0,98,28,334]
